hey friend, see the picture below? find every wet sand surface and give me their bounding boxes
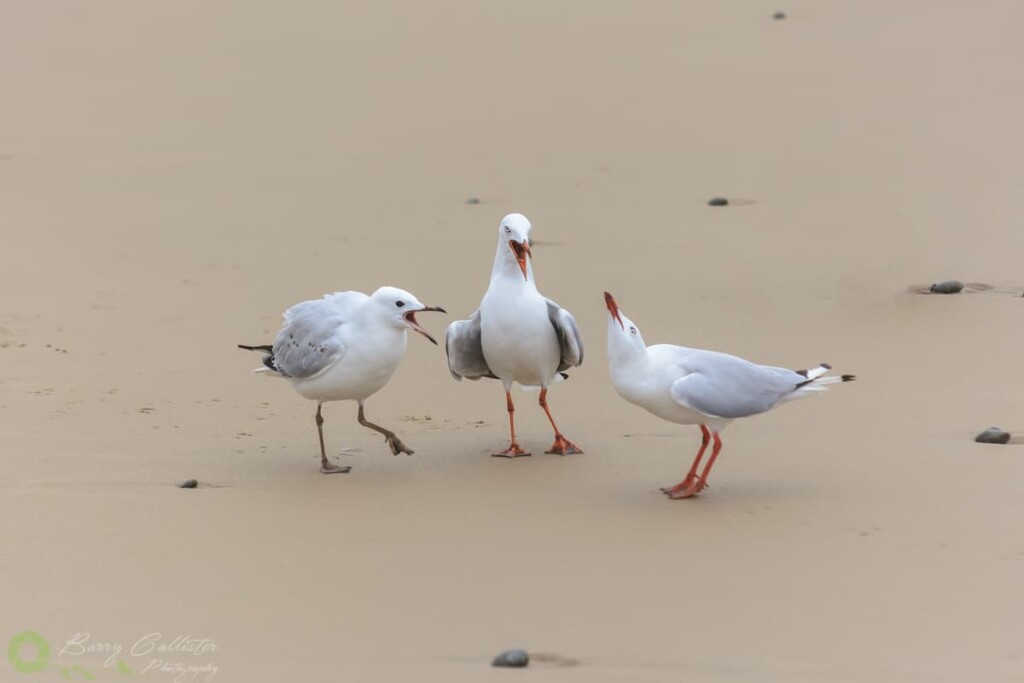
[2,1,1024,680]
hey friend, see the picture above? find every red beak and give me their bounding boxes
[508,240,531,280]
[604,291,624,330]
[403,306,446,345]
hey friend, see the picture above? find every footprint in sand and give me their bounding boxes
[399,415,457,431]
[401,417,486,432]
[0,314,32,349]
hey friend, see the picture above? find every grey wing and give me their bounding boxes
[445,310,496,380]
[546,299,584,371]
[271,299,347,379]
[669,351,806,419]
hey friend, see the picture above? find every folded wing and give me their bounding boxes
[271,292,364,379]
[445,310,497,380]
[670,350,808,419]
[546,299,584,372]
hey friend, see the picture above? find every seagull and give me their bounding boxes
[239,286,445,474]
[446,213,584,457]
[604,291,854,499]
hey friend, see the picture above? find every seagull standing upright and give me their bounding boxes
[604,291,854,498]
[240,286,445,474]
[446,214,584,457]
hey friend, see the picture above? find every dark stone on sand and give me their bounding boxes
[492,649,529,668]
[707,197,729,206]
[929,280,964,294]
[773,11,787,20]
[465,197,481,205]
[180,479,199,489]
[975,428,1011,445]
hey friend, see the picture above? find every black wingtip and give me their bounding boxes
[841,374,856,382]
[238,343,278,371]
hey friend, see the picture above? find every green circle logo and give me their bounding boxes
[8,631,50,673]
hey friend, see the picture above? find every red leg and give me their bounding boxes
[494,391,530,457]
[661,425,710,494]
[667,431,723,499]
[539,388,582,455]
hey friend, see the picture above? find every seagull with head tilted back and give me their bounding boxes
[446,213,584,457]
[240,286,446,474]
[604,291,855,499]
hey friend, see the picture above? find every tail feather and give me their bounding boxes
[813,373,856,386]
[795,363,831,381]
[793,363,856,391]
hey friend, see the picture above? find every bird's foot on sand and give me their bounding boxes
[385,434,414,456]
[320,461,353,474]
[664,480,707,499]
[660,476,698,495]
[546,435,582,456]
[493,444,531,458]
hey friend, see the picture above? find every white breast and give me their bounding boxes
[480,286,559,387]
[610,353,706,426]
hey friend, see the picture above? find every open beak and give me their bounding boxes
[508,239,532,280]
[604,291,624,330]
[404,306,446,345]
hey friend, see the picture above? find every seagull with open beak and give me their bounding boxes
[446,213,584,457]
[605,291,854,498]
[239,286,446,473]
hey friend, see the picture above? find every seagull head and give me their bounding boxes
[499,213,533,280]
[604,291,646,356]
[371,287,447,345]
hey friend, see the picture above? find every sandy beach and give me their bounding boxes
[3,1,1024,681]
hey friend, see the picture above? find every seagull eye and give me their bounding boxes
[504,226,511,233]
[396,301,405,308]
[629,326,637,335]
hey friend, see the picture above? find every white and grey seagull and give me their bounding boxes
[446,213,584,457]
[240,286,445,474]
[605,291,854,499]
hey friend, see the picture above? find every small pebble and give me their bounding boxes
[707,197,729,207]
[465,197,481,205]
[929,280,964,294]
[975,428,1011,445]
[773,11,787,20]
[180,479,199,489]
[492,649,529,668]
